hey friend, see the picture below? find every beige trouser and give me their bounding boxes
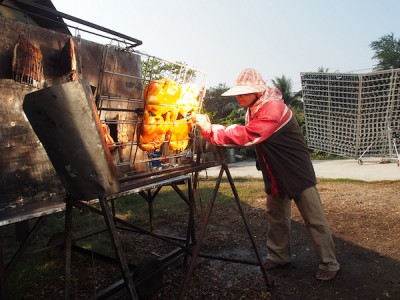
[266,186,340,271]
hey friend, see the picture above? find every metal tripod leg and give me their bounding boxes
[221,162,269,283]
[178,158,269,299]
[64,198,73,299]
[98,197,138,300]
[178,166,225,300]
[0,237,7,300]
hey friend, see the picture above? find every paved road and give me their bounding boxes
[201,157,400,181]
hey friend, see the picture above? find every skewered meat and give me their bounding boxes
[168,84,198,150]
[139,110,171,151]
[101,123,116,150]
[139,78,178,151]
[144,78,179,117]
[139,78,200,151]
[168,119,193,151]
[176,83,199,119]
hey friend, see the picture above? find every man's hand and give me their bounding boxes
[192,114,211,132]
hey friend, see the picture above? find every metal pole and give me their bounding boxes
[221,161,269,285]
[178,165,225,300]
[11,0,142,46]
[98,197,138,300]
[179,148,270,299]
[64,198,73,299]
[0,238,7,300]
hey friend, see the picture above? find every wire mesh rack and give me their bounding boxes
[94,42,207,180]
[301,69,400,163]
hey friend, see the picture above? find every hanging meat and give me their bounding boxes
[168,84,199,151]
[139,79,200,151]
[139,110,172,151]
[101,123,116,150]
[101,113,129,159]
[168,119,193,151]
[12,35,43,87]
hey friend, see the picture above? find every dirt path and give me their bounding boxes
[149,181,400,300]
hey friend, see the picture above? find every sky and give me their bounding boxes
[51,0,400,91]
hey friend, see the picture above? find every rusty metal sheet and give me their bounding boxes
[23,80,120,200]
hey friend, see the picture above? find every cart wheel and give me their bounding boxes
[358,159,363,165]
[47,232,66,259]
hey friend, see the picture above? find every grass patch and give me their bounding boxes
[310,150,350,160]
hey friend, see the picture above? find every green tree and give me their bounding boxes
[271,75,296,105]
[271,75,306,136]
[220,105,246,126]
[370,33,400,70]
[202,83,238,122]
[141,58,196,83]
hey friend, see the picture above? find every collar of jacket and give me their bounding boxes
[248,87,284,117]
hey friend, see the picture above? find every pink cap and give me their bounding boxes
[222,68,268,96]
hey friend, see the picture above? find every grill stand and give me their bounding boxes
[63,175,195,299]
[100,197,138,299]
[62,149,269,299]
[0,195,66,300]
[0,157,269,299]
[64,199,72,300]
[178,147,269,299]
[64,196,139,299]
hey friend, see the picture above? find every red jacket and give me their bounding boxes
[200,88,316,198]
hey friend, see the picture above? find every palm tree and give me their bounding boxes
[271,75,296,105]
[370,33,400,70]
[317,66,330,73]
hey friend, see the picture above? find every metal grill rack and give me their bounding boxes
[95,43,208,181]
[301,69,400,164]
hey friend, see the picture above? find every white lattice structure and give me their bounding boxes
[301,69,400,163]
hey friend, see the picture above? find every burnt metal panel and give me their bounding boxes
[23,80,120,200]
[0,80,63,206]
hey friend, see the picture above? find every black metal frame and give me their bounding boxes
[64,174,195,299]
[177,149,269,299]
[60,146,270,299]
